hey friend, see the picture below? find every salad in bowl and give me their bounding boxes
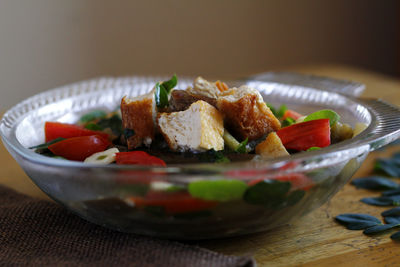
[32,75,366,165]
[1,73,399,239]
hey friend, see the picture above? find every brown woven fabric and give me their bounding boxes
[0,185,254,267]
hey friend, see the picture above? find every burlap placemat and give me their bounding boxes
[0,185,254,267]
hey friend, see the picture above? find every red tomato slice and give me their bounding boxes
[45,121,109,142]
[282,109,302,120]
[116,151,166,166]
[48,135,111,161]
[128,192,217,214]
[276,119,330,151]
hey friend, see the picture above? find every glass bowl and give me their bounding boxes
[1,74,400,240]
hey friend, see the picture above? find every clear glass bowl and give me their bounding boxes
[1,74,400,240]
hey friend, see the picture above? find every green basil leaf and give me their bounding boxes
[155,82,169,108]
[215,156,230,163]
[277,105,287,118]
[162,74,178,93]
[235,138,248,154]
[266,103,288,119]
[83,114,123,136]
[306,147,321,151]
[31,138,67,158]
[244,179,291,207]
[97,115,123,136]
[303,109,340,126]
[29,137,65,150]
[188,180,248,201]
[282,117,295,127]
[84,123,103,131]
[154,75,178,108]
[196,149,230,163]
[265,103,277,116]
[79,110,107,123]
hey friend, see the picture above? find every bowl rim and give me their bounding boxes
[1,74,400,176]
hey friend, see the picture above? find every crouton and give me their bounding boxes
[186,76,221,99]
[158,100,224,151]
[255,132,289,159]
[217,85,281,141]
[121,91,156,149]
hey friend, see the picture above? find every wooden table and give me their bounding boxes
[1,65,400,266]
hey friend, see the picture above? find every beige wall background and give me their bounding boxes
[0,0,398,109]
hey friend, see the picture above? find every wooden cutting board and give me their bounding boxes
[1,64,399,266]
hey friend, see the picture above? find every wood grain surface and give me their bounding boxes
[1,64,399,266]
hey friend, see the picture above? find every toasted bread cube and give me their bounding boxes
[217,85,281,141]
[186,76,221,99]
[158,100,224,151]
[121,91,156,149]
[255,132,289,159]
